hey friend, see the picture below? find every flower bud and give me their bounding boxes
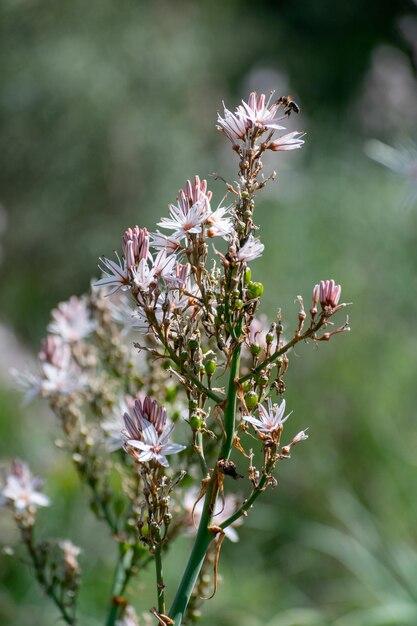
[250,343,262,356]
[245,391,259,410]
[247,281,264,299]
[234,299,244,309]
[204,359,217,375]
[189,399,198,410]
[189,414,203,430]
[241,380,252,393]
[244,268,252,284]
[187,338,199,350]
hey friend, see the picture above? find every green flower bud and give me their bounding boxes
[244,268,252,284]
[247,281,264,298]
[189,415,203,430]
[245,391,259,410]
[180,350,189,361]
[204,359,217,375]
[189,398,198,410]
[266,332,275,343]
[188,338,199,350]
[235,299,244,309]
[241,380,252,393]
[257,373,269,386]
[250,343,262,356]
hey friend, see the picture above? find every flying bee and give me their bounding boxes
[277,95,300,116]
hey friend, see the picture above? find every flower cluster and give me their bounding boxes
[4,90,349,626]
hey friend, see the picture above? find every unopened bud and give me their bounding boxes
[244,268,252,284]
[250,343,262,356]
[247,281,264,299]
[188,338,199,350]
[245,391,259,410]
[204,359,217,375]
[189,415,203,430]
[241,380,252,393]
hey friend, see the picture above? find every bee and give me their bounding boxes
[278,95,300,116]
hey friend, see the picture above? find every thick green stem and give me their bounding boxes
[169,344,241,625]
[155,543,166,615]
[219,345,241,460]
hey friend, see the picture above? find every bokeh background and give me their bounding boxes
[2,1,417,625]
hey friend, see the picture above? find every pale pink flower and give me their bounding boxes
[131,258,155,292]
[48,296,96,343]
[1,459,50,512]
[236,235,264,262]
[267,131,305,151]
[126,421,186,468]
[157,199,209,240]
[150,231,182,255]
[181,175,213,205]
[240,91,286,130]
[318,279,342,309]
[59,540,81,573]
[216,103,249,143]
[124,395,167,439]
[95,254,130,296]
[121,226,149,269]
[243,398,290,434]
[206,204,234,239]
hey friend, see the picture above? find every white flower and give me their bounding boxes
[150,230,182,255]
[126,421,186,468]
[157,199,209,240]
[152,250,177,281]
[243,398,290,434]
[1,459,50,512]
[236,235,264,262]
[206,204,234,239]
[131,258,155,291]
[268,131,305,151]
[48,296,96,342]
[216,103,249,143]
[59,540,81,572]
[95,254,130,296]
[240,91,286,130]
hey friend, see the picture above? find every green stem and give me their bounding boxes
[220,474,268,530]
[194,430,208,476]
[155,543,166,615]
[219,345,241,460]
[105,546,135,626]
[169,344,241,625]
[239,319,325,385]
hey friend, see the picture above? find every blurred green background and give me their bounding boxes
[2,1,417,625]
